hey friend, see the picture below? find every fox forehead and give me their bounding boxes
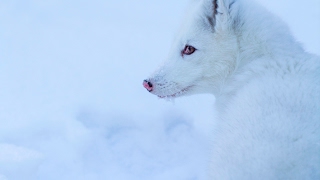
[173,5,224,54]
[172,25,213,57]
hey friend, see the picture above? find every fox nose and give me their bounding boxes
[143,80,153,92]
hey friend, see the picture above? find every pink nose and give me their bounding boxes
[143,80,153,92]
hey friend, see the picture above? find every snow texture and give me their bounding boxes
[0,0,319,179]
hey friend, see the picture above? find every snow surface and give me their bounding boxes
[0,0,319,179]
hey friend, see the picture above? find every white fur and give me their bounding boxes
[144,0,320,179]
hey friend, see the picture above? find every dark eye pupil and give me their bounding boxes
[182,45,196,56]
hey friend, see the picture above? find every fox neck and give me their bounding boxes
[233,2,304,69]
[213,1,304,97]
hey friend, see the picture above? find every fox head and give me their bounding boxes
[143,0,247,99]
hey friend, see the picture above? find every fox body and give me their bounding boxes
[143,0,320,179]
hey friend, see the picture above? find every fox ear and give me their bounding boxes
[210,0,234,15]
[203,0,234,28]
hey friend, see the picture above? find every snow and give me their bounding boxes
[0,0,319,179]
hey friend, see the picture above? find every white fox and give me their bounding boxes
[143,0,320,179]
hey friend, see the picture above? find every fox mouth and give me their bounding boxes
[157,86,192,99]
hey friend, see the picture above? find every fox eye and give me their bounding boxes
[182,45,196,56]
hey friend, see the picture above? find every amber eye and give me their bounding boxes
[182,45,196,56]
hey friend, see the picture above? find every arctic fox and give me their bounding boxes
[143,0,320,179]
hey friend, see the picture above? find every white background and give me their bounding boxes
[0,0,319,179]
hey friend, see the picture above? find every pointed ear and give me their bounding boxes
[216,0,234,14]
[203,0,235,29]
